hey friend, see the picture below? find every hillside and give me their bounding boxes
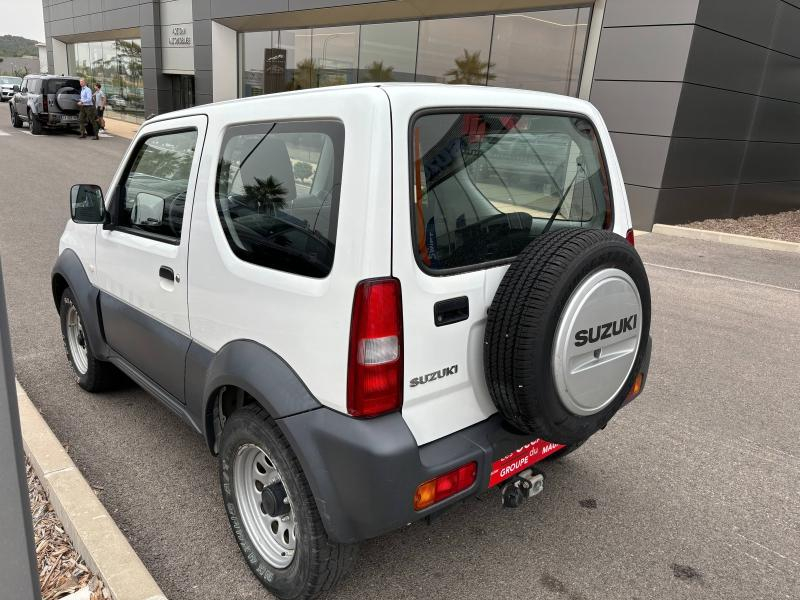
[0,35,38,57]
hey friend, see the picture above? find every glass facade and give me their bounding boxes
[240,7,591,97]
[67,39,144,121]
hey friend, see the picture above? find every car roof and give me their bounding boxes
[148,83,598,125]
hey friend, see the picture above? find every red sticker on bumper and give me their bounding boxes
[489,439,565,487]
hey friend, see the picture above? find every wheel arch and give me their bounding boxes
[187,340,322,454]
[51,249,109,360]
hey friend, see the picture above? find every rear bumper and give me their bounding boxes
[281,335,652,544]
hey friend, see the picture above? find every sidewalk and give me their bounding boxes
[102,117,140,140]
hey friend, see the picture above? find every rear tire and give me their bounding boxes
[59,288,120,392]
[10,106,22,128]
[219,404,357,600]
[29,110,42,135]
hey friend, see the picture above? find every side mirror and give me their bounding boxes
[12,85,19,93]
[70,184,105,224]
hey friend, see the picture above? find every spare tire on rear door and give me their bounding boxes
[55,86,80,112]
[484,228,650,445]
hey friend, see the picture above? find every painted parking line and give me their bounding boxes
[0,130,10,136]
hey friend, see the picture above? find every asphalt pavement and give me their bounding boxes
[0,114,798,600]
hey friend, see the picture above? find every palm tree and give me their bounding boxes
[292,58,319,90]
[444,50,495,85]
[362,60,395,83]
[243,176,288,214]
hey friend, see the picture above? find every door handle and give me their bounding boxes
[434,296,469,327]
[159,266,175,282]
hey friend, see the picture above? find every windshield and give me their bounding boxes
[411,112,612,271]
[0,77,21,85]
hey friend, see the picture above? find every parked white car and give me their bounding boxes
[52,83,652,599]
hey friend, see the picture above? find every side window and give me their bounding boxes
[29,79,41,94]
[118,129,198,242]
[215,120,345,278]
[20,78,28,92]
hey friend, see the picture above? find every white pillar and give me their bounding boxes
[212,21,237,102]
[52,39,68,76]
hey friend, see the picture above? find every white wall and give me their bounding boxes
[212,21,237,102]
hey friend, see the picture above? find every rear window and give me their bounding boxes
[215,120,344,278]
[44,78,80,95]
[411,112,612,272]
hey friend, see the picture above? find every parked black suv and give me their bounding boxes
[9,75,82,135]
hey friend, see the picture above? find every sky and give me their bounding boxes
[0,0,46,42]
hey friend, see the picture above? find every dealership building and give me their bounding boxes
[42,0,800,228]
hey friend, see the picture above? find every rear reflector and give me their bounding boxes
[347,278,403,418]
[625,228,635,246]
[414,462,477,511]
[625,372,645,402]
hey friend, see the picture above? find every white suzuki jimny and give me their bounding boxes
[53,84,652,599]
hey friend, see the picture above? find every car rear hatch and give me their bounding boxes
[387,87,617,445]
[45,78,81,115]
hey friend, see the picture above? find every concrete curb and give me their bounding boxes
[652,224,800,254]
[17,381,167,600]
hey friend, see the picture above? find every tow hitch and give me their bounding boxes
[500,469,544,508]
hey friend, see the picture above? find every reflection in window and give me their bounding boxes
[121,130,198,240]
[416,16,493,84]
[358,21,418,82]
[66,38,144,120]
[215,121,345,278]
[313,26,359,87]
[489,9,591,96]
[239,7,593,98]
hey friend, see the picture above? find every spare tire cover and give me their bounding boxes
[55,86,80,112]
[484,228,651,445]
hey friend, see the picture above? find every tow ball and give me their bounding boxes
[500,469,545,508]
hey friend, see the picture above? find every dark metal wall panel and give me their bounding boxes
[662,138,747,188]
[732,181,800,216]
[739,143,800,184]
[684,26,768,95]
[590,81,682,137]
[593,25,694,82]
[654,185,737,223]
[624,184,661,229]
[609,133,671,189]
[695,0,778,48]
[671,84,756,140]
[210,0,287,19]
[601,0,699,27]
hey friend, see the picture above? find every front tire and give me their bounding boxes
[59,288,119,391]
[11,105,22,128]
[219,404,356,600]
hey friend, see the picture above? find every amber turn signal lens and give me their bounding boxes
[414,480,437,511]
[626,372,644,401]
[414,462,477,511]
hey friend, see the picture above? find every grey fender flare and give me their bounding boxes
[51,249,109,360]
[187,340,322,452]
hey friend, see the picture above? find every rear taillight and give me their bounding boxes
[347,278,403,418]
[625,228,635,246]
[42,95,48,112]
[414,462,477,511]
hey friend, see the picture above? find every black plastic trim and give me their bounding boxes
[51,249,109,360]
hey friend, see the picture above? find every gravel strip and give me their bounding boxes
[684,209,800,243]
[27,461,109,600]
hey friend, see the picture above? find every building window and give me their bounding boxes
[239,6,593,98]
[489,8,591,96]
[67,38,144,121]
[358,21,418,83]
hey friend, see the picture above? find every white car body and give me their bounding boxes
[59,83,632,446]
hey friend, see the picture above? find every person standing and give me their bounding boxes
[93,83,107,133]
[78,78,98,140]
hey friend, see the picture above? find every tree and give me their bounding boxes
[291,59,319,90]
[362,60,394,83]
[243,176,288,214]
[444,49,495,85]
[293,161,313,183]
